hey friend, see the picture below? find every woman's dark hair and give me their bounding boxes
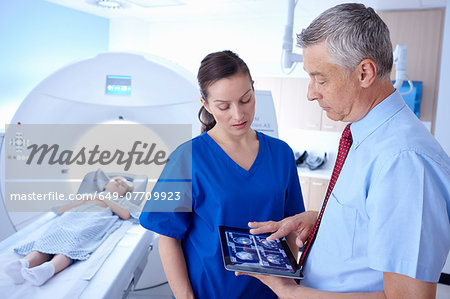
[197,50,254,133]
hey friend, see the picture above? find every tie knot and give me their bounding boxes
[342,123,352,140]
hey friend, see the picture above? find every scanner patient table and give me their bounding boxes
[0,171,155,299]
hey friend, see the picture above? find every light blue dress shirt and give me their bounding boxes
[301,90,450,292]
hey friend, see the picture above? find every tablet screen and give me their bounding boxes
[218,226,303,279]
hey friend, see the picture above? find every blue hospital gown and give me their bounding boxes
[14,196,140,261]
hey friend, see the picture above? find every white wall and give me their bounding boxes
[108,1,318,78]
[434,1,450,155]
[109,18,151,54]
[0,1,109,128]
[109,18,287,77]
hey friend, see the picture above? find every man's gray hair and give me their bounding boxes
[297,3,393,80]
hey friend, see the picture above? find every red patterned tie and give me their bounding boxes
[298,123,352,269]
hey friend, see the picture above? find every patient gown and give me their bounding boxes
[14,197,140,261]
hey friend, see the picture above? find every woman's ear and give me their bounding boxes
[200,97,212,114]
[358,59,377,88]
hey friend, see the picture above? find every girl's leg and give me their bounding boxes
[21,254,71,286]
[24,251,51,268]
[49,254,71,274]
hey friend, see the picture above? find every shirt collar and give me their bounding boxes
[350,90,406,149]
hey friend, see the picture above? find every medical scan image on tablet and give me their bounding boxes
[218,226,303,279]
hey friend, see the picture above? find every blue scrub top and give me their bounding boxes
[140,131,304,298]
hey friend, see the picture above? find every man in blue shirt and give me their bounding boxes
[243,3,450,298]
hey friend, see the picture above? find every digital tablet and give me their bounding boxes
[218,225,303,279]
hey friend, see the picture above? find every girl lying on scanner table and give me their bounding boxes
[4,171,139,286]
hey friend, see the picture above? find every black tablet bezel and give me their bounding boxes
[218,225,303,279]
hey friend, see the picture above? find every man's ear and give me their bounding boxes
[358,59,377,88]
[200,97,212,114]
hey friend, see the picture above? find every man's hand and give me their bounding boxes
[235,271,298,297]
[249,211,318,247]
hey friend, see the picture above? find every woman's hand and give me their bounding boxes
[248,211,318,247]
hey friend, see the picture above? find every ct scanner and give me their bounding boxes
[0,52,278,297]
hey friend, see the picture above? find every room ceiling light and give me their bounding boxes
[125,0,186,8]
[97,0,121,9]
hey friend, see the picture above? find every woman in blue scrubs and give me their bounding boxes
[139,50,304,298]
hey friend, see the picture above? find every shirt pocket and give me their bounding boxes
[316,191,357,261]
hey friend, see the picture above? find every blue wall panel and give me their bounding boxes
[0,0,109,124]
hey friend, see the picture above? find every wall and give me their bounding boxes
[0,0,109,127]
[378,9,445,128]
[435,2,450,155]
[109,18,151,54]
[108,1,312,78]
